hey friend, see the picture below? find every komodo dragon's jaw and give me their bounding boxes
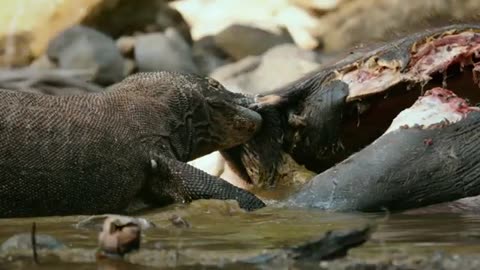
[187,76,263,160]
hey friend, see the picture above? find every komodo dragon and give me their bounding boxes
[0,72,265,218]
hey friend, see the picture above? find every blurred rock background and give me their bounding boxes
[1,0,479,84]
[0,0,479,183]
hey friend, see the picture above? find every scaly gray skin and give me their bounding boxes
[0,71,265,218]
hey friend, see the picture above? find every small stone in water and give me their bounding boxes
[1,233,65,252]
[98,216,141,257]
[169,215,191,228]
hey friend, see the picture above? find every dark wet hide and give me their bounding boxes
[325,64,480,174]
[236,26,480,186]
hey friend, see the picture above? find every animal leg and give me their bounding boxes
[145,155,266,211]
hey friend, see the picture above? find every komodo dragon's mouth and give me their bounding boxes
[222,24,480,196]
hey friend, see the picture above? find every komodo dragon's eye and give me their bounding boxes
[206,77,223,91]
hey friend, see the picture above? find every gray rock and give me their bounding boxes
[248,44,322,92]
[192,36,230,75]
[47,25,125,86]
[134,28,198,74]
[209,56,260,93]
[81,0,192,43]
[211,44,322,95]
[1,233,65,252]
[214,24,294,60]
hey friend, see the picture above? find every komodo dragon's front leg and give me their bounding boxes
[125,72,267,212]
[145,155,265,210]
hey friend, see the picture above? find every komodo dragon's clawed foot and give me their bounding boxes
[145,155,266,211]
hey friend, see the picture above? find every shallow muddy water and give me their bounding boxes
[1,200,480,269]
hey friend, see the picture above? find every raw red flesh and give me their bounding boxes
[342,31,480,100]
[385,87,479,134]
[410,32,480,65]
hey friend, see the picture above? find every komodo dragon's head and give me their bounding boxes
[108,72,263,161]
[188,75,263,159]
